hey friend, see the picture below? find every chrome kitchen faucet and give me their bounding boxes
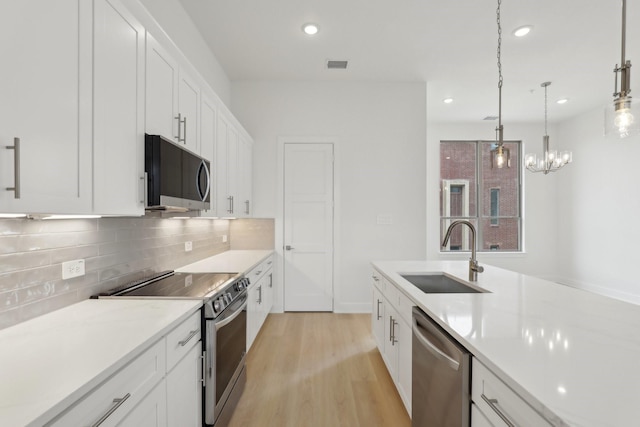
[442,220,484,281]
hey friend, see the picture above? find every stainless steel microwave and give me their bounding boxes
[145,134,211,211]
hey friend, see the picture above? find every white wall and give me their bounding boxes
[137,0,231,106]
[426,122,560,278]
[555,107,640,304]
[231,81,427,312]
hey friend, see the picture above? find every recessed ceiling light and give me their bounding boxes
[443,98,454,104]
[556,98,569,104]
[513,25,532,37]
[302,23,319,36]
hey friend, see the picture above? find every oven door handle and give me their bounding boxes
[215,298,247,330]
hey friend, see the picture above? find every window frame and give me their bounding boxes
[439,140,523,253]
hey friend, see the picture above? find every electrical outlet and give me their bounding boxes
[185,241,193,252]
[62,259,85,280]
[222,235,228,243]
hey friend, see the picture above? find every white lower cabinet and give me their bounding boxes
[471,358,552,426]
[48,310,202,426]
[371,270,412,415]
[166,343,202,427]
[247,256,274,351]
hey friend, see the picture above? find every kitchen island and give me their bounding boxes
[372,260,640,427]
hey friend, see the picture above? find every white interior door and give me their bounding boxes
[283,143,334,311]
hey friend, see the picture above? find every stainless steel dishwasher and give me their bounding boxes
[412,307,471,427]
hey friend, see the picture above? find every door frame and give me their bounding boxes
[276,137,341,313]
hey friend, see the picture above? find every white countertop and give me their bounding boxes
[0,299,202,427]
[372,260,640,427]
[176,249,273,274]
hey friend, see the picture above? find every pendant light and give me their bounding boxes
[605,0,640,138]
[491,0,510,168]
[525,82,572,174]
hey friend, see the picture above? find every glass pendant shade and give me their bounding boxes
[605,96,640,138]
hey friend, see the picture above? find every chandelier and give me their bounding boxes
[525,82,572,174]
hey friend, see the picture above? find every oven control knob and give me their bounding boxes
[218,296,227,310]
[225,293,232,304]
[213,299,221,312]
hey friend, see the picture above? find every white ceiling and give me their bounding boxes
[179,0,640,124]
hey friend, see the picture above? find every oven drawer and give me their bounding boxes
[48,338,166,427]
[166,310,201,372]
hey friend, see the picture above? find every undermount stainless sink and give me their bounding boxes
[400,273,487,294]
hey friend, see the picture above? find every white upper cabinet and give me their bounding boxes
[145,32,201,155]
[238,136,253,217]
[200,93,218,217]
[0,0,92,214]
[178,71,200,154]
[145,33,179,143]
[93,0,145,216]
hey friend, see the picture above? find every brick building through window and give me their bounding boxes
[440,140,521,252]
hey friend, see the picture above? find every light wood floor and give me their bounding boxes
[228,313,411,427]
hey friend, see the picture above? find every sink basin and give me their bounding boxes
[400,273,486,294]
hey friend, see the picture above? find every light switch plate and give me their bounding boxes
[222,235,228,243]
[62,259,85,280]
[185,241,193,252]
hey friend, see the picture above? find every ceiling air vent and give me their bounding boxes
[483,116,499,121]
[327,60,348,69]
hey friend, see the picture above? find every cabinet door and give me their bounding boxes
[166,342,202,427]
[200,94,217,216]
[246,284,259,351]
[178,71,200,154]
[226,125,239,214]
[93,0,145,216]
[145,33,178,142]
[396,317,412,415]
[384,304,399,379]
[238,136,252,217]
[118,380,167,427]
[0,0,92,214]
[371,285,386,351]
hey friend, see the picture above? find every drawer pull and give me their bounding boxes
[481,394,516,427]
[178,329,198,347]
[255,270,262,276]
[91,393,131,427]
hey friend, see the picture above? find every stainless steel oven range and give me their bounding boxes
[97,271,250,427]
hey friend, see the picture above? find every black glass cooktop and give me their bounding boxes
[101,272,239,299]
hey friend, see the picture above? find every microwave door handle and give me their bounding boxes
[197,160,210,201]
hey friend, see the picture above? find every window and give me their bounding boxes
[440,140,522,252]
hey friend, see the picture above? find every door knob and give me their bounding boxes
[285,245,294,251]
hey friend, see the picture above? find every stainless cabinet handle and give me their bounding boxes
[139,176,145,204]
[372,274,379,282]
[268,274,273,288]
[178,329,198,347]
[257,285,262,304]
[227,196,233,214]
[175,113,182,141]
[200,352,206,385]
[481,394,516,427]
[376,299,382,320]
[5,137,20,198]
[267,260,273,265]
[183,116,187,143]
[389,316,393,343]
[255,270,262,275]
[285,245,294,251]
[391,317,398,345]
[245,199,250,214]
[91,393,131,427]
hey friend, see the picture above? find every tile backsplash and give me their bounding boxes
[0,217,231,330]
[230,218,275,250]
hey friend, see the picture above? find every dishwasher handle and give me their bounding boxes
[412,316,460,371]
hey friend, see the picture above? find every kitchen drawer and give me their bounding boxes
[246,255,274,286]
[166,310,201,372]
[383,277,400,306]
[472,358,552,427]
[371,270,385,293]
[49,338,166,427]
[397,290,414,326]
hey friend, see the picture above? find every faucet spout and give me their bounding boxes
[442,220,484,281]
